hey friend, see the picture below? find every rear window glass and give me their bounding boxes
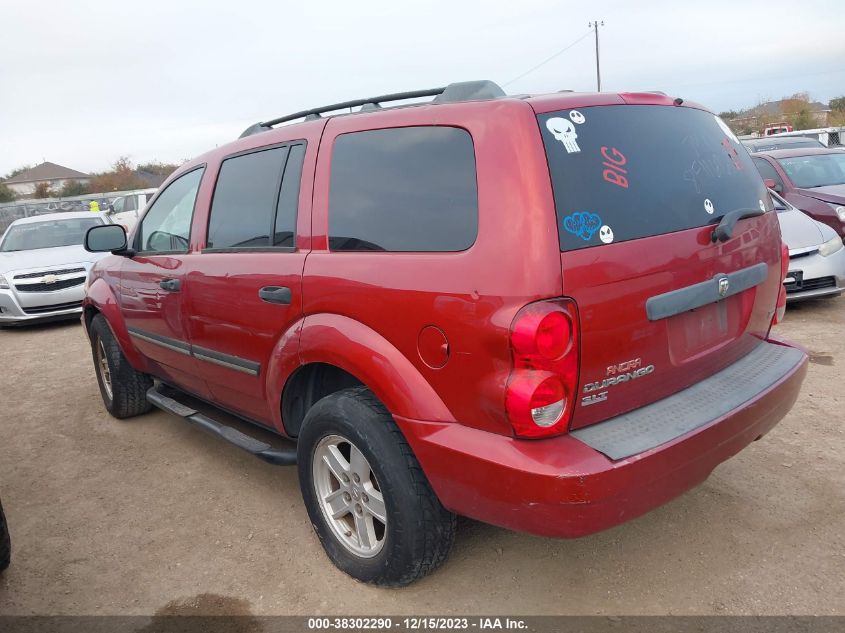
[328,126,478,252]
[538,106,770,250]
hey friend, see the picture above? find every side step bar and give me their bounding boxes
[146,386,297,466]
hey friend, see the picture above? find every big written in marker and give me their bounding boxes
[601,146,628,189]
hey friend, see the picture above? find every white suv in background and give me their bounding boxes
[107,189,157,231]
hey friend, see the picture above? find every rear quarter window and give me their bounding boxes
[538,106,770,250]
[328,126,478,252]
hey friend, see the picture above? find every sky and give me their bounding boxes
[1,0,844,177]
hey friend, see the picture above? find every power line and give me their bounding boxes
[503,30,593,88]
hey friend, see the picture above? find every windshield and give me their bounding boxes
[777,153,845,188]
[0,217,104,252]
[538,105,769,250]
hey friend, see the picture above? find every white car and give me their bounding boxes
[0,212,111,326]
[772,190,845,301]
[107,189,157,232]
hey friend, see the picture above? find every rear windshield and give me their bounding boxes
[538,105,770,250]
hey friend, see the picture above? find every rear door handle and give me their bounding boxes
[159,278,181,292]
[258,286,292,305]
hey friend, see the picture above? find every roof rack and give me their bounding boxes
[239,80,505,138]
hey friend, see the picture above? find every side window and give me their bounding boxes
[207,144,304,250]
[753,157,784,188]
[328,127,478,251]
[137,167,204,253]
[124,195,137,212]
[112,197,125,213]
[274,144,305,247]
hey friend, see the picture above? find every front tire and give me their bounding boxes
[89,314,153,419]
[298,387,456,586]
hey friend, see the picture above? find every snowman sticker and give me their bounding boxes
[546,117,581,153]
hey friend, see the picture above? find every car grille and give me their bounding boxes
[788,251,813,260]
[785,273,836,293]
[15,277,86,292]
[13,267,86,280]
[21,301,83,315]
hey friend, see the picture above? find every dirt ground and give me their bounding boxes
[0,298,843,616]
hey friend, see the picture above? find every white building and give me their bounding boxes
[2,162,90,198]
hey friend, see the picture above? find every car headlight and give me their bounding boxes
[819,235,844,257]
[833,205,845,222]
[0,274,9,290]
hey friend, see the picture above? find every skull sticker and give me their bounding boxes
[569,110,586,125]
[546,117,580,153]
[599,225,614,244]
[704,198,714,214]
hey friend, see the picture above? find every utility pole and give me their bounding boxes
[588,20,604,91]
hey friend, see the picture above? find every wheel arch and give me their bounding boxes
[84,278,147,370]
[278,313,454,437]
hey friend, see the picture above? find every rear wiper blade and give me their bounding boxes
[710,208,765,243]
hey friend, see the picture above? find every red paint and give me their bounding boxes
[82,89,807,539]
[601,146,629,188]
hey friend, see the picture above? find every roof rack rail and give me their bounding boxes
[239,80,505,138]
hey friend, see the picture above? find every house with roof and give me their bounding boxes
[2,161,90,198]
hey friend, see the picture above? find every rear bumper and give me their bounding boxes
[396,339,808,538]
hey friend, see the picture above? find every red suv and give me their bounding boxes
[82,81,808,586]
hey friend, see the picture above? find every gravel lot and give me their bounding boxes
[0,298,843,616]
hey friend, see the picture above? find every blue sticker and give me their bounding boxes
[562,212,602,241]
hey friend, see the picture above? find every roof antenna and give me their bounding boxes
[674,97,684,106]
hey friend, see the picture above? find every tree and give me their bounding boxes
[59,179,91,197]
[89,157,147,192]
[781,94,816,131]
[3,165,32,181]
[33,182,54,199]
[137,161,180,177]
[0,184,15,203]
[829,96,845,112]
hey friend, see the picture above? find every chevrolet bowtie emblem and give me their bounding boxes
[41,274,58,284]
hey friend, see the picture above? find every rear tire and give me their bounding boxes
[298,387,456,586]
[0,498,10,572]
[89,314,153,419]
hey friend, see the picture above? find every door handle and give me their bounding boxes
[159,278,181,292]
[258,286,292,305]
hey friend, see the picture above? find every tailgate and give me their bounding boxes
[534,102,782,429]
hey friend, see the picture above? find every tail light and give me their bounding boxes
[773,241,788,325]
[505,299,579,438]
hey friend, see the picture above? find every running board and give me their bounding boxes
[146,386,297,466]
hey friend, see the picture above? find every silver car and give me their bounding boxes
[772,190,845,301]
[0,212,110,325]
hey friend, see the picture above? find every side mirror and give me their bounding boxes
[85,224,129,254]
[108,203,115,213]
[763,178,776,189]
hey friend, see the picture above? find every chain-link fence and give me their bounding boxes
[0,190,143,233]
